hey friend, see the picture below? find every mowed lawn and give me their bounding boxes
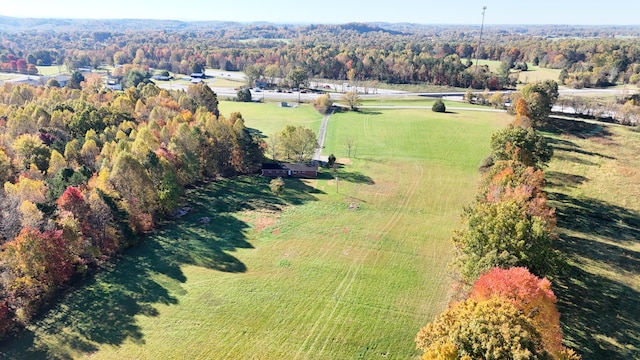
[541,119,640,359]
[36,65,69,76]
[474,59,561,84]
[0,107,510,359]
[219,101,323,137]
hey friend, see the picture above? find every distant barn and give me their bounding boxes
[261,163,318,178]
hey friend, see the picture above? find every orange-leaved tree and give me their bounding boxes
[469,267,563,355]
[416,297,547,360]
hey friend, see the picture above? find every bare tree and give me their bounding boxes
[345,137,355,158]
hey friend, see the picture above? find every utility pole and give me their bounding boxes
[474,6,487,73]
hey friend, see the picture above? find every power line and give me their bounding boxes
[474,6,487,73]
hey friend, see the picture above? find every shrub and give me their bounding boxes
[269,177,284,196]
[314,93,334,114]
[432,99,446,113]
[236,88,252,102]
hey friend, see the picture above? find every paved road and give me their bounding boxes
[313,108,334,161]
[334,103,507,113]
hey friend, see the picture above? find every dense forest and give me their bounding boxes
[0,80,264,337]
[2,20,640,90]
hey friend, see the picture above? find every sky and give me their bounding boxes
[1,0,639,25]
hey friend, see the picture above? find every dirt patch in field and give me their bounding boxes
[358,180,398,197]
[338,158,352,165]
[255,217,277,232]
[590,136,616,146]
[272,228,281,235]
[327,180,335,185]
[616,165,638,178]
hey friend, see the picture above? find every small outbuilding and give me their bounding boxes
[261,163,318,178]
[151,74,171,81]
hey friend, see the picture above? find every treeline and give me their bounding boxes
[0,53,38,75]
[3,25,640,89]
[0,80,264,337]
[4,25,640,90]
[415,82,580,359]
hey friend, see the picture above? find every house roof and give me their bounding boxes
[284,163,318,172]
[151,74,170,81]
[262,163,284,170]
[261,163,318,171]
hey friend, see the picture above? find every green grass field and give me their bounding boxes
[0,107,511,359]
[219,102,323,137]
[540,119,640,359]
[36,65,69,76]
[518,65,561,84]
[474,59,503,72]
[209,77,245,88]
[474,59,561,85]
[360,97,493,109]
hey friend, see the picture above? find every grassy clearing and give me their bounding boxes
[474,59,502,72]
[517,66,561,84]
[359,97,493,110]
[37,65,68,76]
[209,77,245,88]
[0,108,510,359]
[378,83,467,93]
[475,59,561,84]
[0,73,19,81]
[218,102,323,137]
[541,118,640,359]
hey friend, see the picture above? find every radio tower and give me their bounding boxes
[474,6,487,72]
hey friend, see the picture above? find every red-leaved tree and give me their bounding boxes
[57,186,90,220]
[469,267,563,355]
[0,227,74,322]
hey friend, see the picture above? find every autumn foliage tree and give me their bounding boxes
[278,125,318,162]
[451,196,559,283]
[513,97,533,129]
[0,227,74,322]
[469,267,564,356]
[314,93,334,114]
[416,297,548,360]
[341,91,362,111]
[0,74,265,338]
[521,80,559,125]
[416,267,581,360]
[490,125,553,168]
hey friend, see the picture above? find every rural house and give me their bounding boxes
[261,163,318,178]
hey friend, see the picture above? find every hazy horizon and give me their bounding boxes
[1,0,639,26]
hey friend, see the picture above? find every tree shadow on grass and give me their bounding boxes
[546,136,579,148]
[0,176,322,359]
[335,170,375,185]
[541,117,616,159]
[549,191,639,243]
[541,117,612,139]
[357,110,382,115]
[555,263,640,360]
[548,191,640,359]
[552,152,599,166]
[553,145,616,160]
[546,171,589,189]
